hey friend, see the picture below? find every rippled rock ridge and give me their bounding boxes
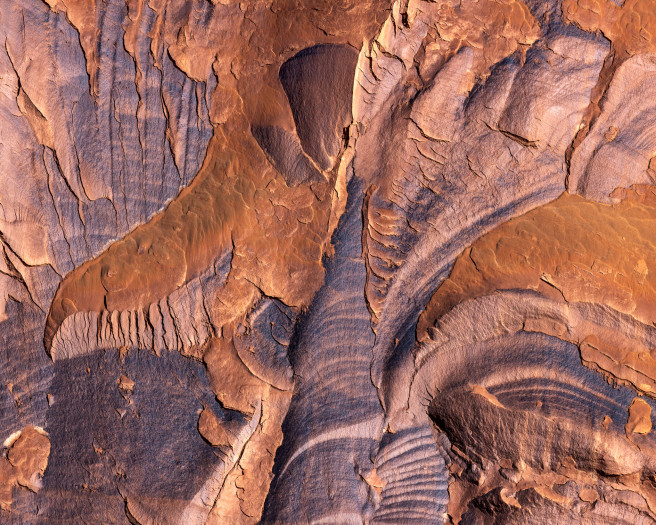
[2,0,656,523]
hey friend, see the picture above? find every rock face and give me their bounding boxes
[2,0,656,523]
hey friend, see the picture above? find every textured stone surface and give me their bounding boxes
[3,0,656,523]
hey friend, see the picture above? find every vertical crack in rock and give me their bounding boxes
[262,178,385,523]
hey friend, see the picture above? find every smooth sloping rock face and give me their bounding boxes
[278,44,359,171]
[3,0,656,523]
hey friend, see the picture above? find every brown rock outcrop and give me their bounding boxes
[3,0,656,523]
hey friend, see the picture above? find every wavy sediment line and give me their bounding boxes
[49,250,232,360]
[418,188,656,342]
[44,124,334,354]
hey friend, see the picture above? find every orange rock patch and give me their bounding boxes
[0,427,50,510]
[419,188,656,341]
[626,397,652,436]
[562,0,656,57]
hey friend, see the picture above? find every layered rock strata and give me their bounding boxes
[2,0,656,523]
